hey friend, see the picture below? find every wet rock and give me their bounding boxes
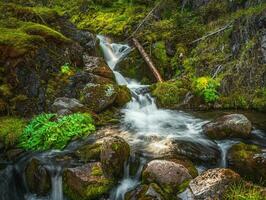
[82,83,118,113]
[63,162,113,200]
[189,168,240,200]
[75,142,102,163]
[125,183,169,200]
[227,142,266,184]
[169,158,198,178]
[173,140,220,164]
[6,148,24,161]
[114,85,132,107]
[100,136,130,180]
[25,158,51,196]
[203,114,252,139]
[142,160,192,194]
[52,97,84,115]
[83,55,115,81]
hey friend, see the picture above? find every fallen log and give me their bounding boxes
[132,38,163,83]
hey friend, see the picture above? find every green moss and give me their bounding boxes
[230,143,260,160]
[72,4,148,37]
[223,181,265,200]
[20,23,71,43]
[114,85,132,107]
[75,143,102,162]
[91,165,103,176]
[177,179,191,193]
[0,117,26,148]
[151,80,188,108]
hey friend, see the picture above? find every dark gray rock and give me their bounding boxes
[203,114,252,139]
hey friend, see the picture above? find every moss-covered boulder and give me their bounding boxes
[100,136,130,180]
[75,142,102,163]
[114,85,132,107]
[52,97,85,115]
[227,143,266,184]
[63,162,114,200]
[25,158,51,196]
[151,80,189,109]
[82,83,118,113]
[189,168,240,200]
[142,159,192,195]
[203,114,252,140]
[125,183,170,200]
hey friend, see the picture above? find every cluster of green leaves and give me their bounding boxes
[19,113,95,151]
[193,76,220,103]
[223,181,265,200]
[0,117,26,148]
[60,63,73,75]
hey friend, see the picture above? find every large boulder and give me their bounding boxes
[142,160,192,194]
[82,83,118,113]
[189,168,240,200]
[63,162,114,200]
[173,140,220,164]
[125,183,169,200]
[100,136,130,180]
[203,114,252,139]
[52,97,84,115]
[25,158,51,196]
[227,142,266,184]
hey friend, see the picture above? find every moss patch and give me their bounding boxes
[0,117,26,148]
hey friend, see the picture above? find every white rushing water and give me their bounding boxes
[98,35,218,200]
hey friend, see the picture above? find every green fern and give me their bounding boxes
[19,113,95,150]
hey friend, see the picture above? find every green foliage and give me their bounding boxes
[193,77,220,103]
[151,80,188,108]
[19,113,95,151]
[223,181,265,200]
[0,117,26,148]
[60,63,73,75]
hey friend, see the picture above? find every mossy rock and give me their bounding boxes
[63,162,114,200]
[125,183,171,200]
[82,83,118,113]
[25,158,51,196]
[151,80,188,109]
[227,143,266,184]
[75,143,102,163]
[114,85,132,107]
[100,136,130,180]
[142,159,192,195]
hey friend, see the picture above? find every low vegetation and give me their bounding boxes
[19,113,95,150]
[0,117,26,148]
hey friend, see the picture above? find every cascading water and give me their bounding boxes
[0,35,265,200]
[97,35,266,199]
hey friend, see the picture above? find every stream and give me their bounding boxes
[0,36,265,200]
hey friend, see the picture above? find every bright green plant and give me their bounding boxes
[193,76,220,103]
[19,113,95,150]
[60,63,72,75]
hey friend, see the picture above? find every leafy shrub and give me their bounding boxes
[19,113,95,150]
[0,117,26,148]
[193,76,220,103]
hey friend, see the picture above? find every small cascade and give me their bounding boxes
[110,158,146,200]
[217,140,238,167]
